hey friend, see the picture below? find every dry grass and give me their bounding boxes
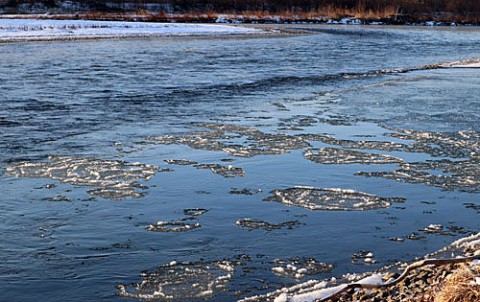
[17,1,479,24]
[434,263,480,302]
[3,0,480,23]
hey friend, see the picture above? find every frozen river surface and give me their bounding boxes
[1,25,480,301]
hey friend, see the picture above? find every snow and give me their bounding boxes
[468,239,480,246]
[274,293,288,302]
[450,232,480,248]
[266,273,385,302]
[452,62,480,68]
[0,19,262,42]
[356,273,384,285]
[442,59,480,69]
[290,284,347,302]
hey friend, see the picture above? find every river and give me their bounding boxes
[1,25,480,301]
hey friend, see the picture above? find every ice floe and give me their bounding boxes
[357,129,480,192]
[148,122,310,158]
[264,186,405,211]
[164,159,198,165]
[351,251,378,265]
[117,260,235,300]
[236,218,302,231]
[147,207,209,232]
[270,258,334,280]
[183,208,209,217]
[6,156,160,199]
[229,188,260,195]
[165,157,244,177]
[304,147,402,165]
[146,221,201,232]
[194,163,245,178]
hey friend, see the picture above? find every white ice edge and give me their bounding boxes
[441,58,480,68]
[289,284,347,302]
[451,62,480,68]
[290,274,384,302]
[0,19,262,41]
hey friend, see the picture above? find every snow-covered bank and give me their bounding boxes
[0,19,263,42]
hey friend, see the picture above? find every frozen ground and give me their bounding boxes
[0,19,262,41]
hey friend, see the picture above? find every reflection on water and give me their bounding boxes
[1,25,480,301]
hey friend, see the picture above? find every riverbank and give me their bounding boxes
[240,233,480,302]
[0,12,477,26]
[0,18,267,42]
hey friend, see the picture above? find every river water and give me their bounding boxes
[1,25,480,301]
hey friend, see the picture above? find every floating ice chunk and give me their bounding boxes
[6,156,160,200]
[272,267,285,274]
[264,186,405,211]
[164,159,198,165]
[118,260,235,300]
[236,218,301,231]
[146,221,201,232]
[425,224,443,232]
[183,208,209,217]
[304,147,402,165]
[270,258,334,280]
[148,122,310,158]
[352,250,378,265]
[194,163,245,178]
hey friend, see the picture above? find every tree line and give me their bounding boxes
[2,0,480,22]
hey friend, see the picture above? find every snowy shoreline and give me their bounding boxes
[240,233,480,302]
[0,19,265,42]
